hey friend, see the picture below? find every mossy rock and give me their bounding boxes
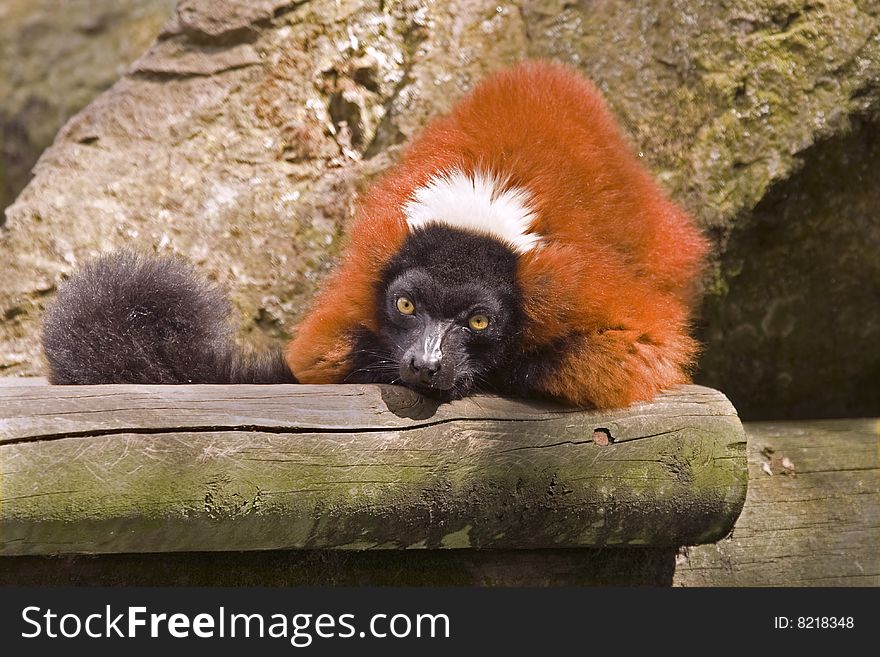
[0,0,178,213]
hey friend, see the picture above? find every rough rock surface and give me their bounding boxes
[1,0,878,419]
[0,0,178,211]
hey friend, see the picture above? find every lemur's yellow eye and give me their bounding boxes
[396,296,415,315]
[468,314,490,331]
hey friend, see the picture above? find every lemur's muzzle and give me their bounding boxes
[400,320,456,390]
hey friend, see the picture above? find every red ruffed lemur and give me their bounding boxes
[42,60,707,409]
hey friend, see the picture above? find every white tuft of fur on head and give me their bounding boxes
[403,168,542,253]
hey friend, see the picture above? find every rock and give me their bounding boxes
[1,0,878,419]
[0,0,178,213]
[698,117,880,419]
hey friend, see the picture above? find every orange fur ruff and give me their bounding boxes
[286,60,707,408]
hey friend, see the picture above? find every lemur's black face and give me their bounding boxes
[347,225,524,400]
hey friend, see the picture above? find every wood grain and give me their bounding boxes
[1,419,871,586]
[673,418,879,586]
[0,381,747,555]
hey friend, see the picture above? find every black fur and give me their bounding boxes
[345,225,525,400]
[42,251,296,385]
[489,331,584,401]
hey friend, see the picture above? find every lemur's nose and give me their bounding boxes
[409,355,441,383]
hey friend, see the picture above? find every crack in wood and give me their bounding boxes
[3,490,80,501]
[2,414,716,446]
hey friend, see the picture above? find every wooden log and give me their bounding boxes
[0,380,746,556]
[0,408,872,586]
[673,418,879,586]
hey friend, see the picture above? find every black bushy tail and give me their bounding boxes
[42,251,297,385]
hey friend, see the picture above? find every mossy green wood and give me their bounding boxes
[0,382,746,555]
[0,417,875,586]
[674,417,880,586]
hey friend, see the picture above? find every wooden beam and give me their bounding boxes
[673,418,879,586]
[0,404,872,586]
[0,381,746,555]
